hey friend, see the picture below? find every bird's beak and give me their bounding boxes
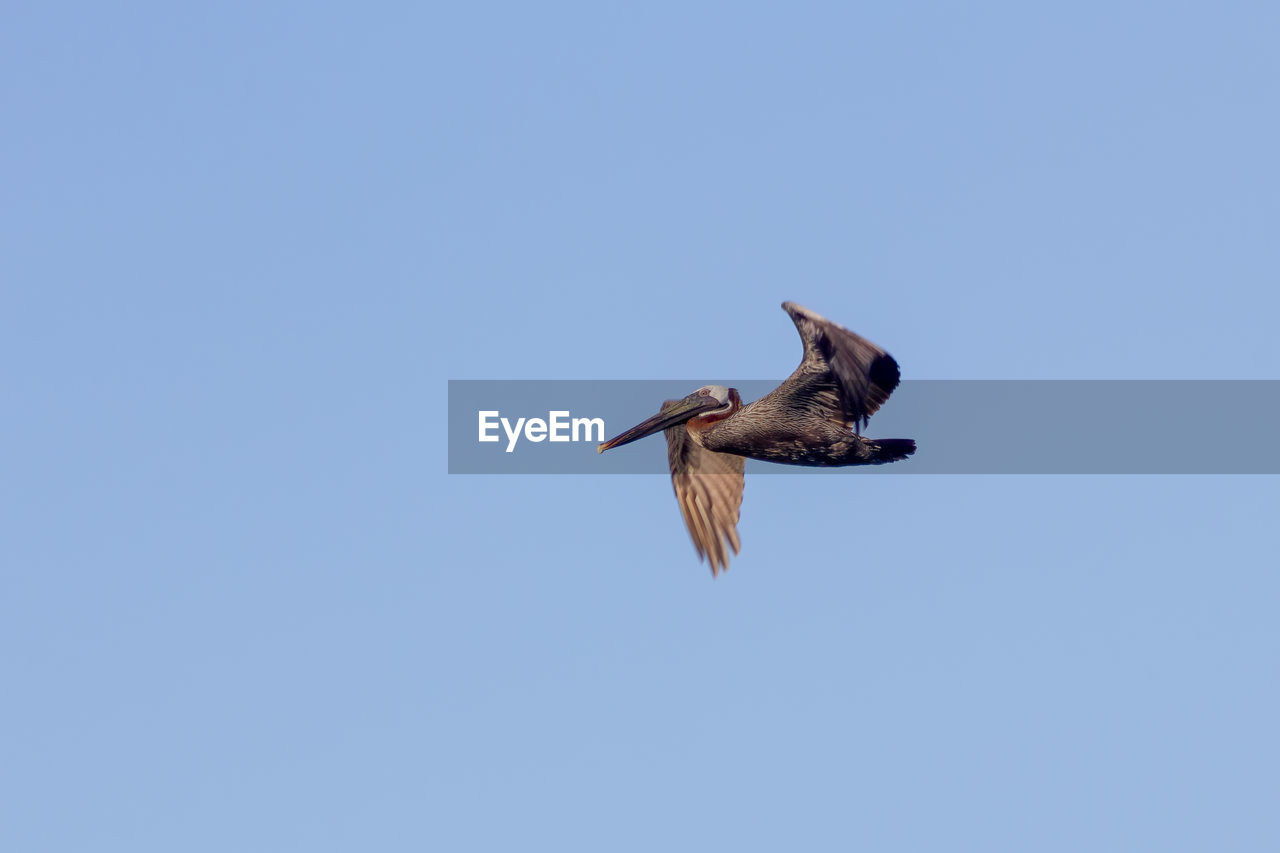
[597,393,722,453]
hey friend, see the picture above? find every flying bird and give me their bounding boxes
[598,301,916,576]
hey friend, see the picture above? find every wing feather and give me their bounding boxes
[663,415,745,577]
[779,301,901,433]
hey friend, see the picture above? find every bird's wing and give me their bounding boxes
[775,301,901,433]
[664,415,745,577]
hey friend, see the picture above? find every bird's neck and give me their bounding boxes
[686,392,742,446]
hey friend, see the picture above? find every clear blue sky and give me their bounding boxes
[3,2,1278,851]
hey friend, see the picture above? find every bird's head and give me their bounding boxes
[598,385,740,453]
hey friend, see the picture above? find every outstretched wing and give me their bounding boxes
[777,301,901,433]
[664,412,745,577]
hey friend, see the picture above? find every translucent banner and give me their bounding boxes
[447,380,1280,474]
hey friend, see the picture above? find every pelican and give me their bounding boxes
[598,301,916,576]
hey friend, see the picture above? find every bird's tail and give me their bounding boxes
[867,438,916,464]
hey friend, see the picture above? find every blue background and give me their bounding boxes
[4,2,1278,850]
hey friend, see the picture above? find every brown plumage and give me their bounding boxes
[599,301,915,576]
[664,407,745,575]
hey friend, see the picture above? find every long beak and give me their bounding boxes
[597,393,722,453]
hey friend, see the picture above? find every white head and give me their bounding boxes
[694,385,731,407]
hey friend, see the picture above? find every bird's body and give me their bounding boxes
[599,301,916,575]
[690,392,915,467]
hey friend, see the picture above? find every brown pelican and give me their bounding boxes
[598,302,915,576]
